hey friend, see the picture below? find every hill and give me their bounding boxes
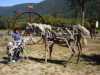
[0,0,71,17]
[0,0,99,19]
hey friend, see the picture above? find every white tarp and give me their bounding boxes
[96,20,99,28]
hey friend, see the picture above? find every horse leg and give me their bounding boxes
[67,48,75,62]
[63,40,75,67]
[90,32,93,39]
[65,39,75,62]
[76,41,82,64]
[44,39,48,64]
[49,42,54,59]
[94,31,96,40]
[90,30,94,39]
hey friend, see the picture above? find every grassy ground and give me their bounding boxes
[0,33,100,75]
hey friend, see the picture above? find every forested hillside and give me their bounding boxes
[0,0,99,19]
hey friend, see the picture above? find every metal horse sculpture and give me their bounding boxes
[44,24,90,64]
[24,23,90,64]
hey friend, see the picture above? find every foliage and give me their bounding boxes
[0,0,100,29]
[0,15,82,29]
[43,15,81,25]
[0,16,9,29]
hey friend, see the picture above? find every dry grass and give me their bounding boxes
[0,33,100,75]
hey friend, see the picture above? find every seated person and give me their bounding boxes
[11,27,23,48]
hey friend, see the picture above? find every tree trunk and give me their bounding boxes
[82,10,85,26]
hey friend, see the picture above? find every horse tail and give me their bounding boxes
[81,37,88,47]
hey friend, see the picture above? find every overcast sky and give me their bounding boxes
[0,0,44,6]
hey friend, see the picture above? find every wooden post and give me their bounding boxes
[44,38,48,64]
[28,13,32,23]
[81,0,85,26]
[82,11,85,26]
[27,5,33,23]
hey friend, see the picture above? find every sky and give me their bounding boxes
[0,0,44,6]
